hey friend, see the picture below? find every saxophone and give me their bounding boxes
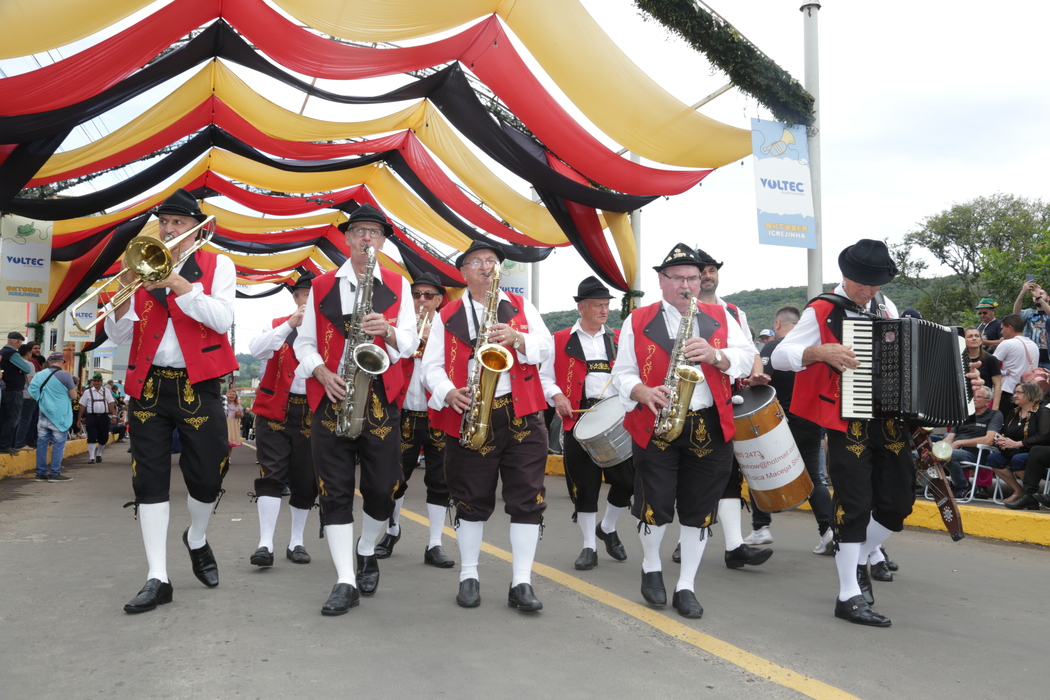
[334,245,391,439]
[653,292,706,442]
[459,265,515,450]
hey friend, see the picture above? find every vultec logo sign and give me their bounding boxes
[6,256,47,267]
[0,214,52,302]
[759,179,806,194]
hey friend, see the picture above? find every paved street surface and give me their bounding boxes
[1,442,1047,699]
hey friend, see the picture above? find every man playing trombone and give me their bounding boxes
[105,188,238,613]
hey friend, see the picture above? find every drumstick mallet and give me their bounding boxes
[570,374,617,413]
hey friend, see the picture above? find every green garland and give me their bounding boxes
[620,289,646,320]
[634,0,814,126]
[25,322,44,343]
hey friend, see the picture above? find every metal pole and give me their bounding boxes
[801,2,823,300]
[630,153,643,295]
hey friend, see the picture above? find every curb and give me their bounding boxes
[0,439,89,479]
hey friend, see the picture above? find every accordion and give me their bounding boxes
[841,317,973,426]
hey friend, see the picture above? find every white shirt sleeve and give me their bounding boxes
[249,321,293,361]
[171,254,235,333]
[421,313,455,410]
[517,298,553,365]
[294,287,324,379]
[771,305,821,372]
[386,276,421,362]
[612,312,642,412]
[539,345,561,403]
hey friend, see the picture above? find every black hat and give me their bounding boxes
[287,271,316,292]
[901,308,922,319]
[153,188,207,223]
[838,239,898,286]
[337,203,393,237]
[7,331,24,340]
[455,241,506,268]
[573,276,614,302]
[411,272,446,296]
[653,243,720,273]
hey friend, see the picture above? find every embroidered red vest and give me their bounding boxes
[125,251,238,399]
[428,292,546,437]
[622,301,736,449]
[252,316,299,422]
[304,266,407,412]
[790,299,849,432]
[552,327,620,431]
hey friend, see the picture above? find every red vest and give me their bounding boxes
[304,266,407,412]
[125,251,238,399]
[551,326,620,431]
[622,301,736,449]
[251,316,299,422]
[790,299,850,432]
[428,292,546,437]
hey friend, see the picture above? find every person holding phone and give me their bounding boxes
[1013,278,1050,370]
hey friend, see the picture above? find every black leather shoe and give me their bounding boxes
[286,545,311,564]
[321,583,359,616]
[870,561,893,582]
[671,543,681,563]
[671,589,704,619]
[574,547,598,570]
[183,528,219,588]
[356,540,380,596]
[595,526,627,561]
[507,583,543,612]
[725,543,773,569]
[1033,493,1050,508]
[857,565,874,605]
[640,571,666,606]
[374,531,400,559]
[424,545,455,568]
[250,547,274,567]
[834,594,891,627]
[1006,493,1041,510]
[456,578,481,608]
[880,546,898,571]
[124,578,173,613]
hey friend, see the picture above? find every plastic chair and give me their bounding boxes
[960,444,1005,503]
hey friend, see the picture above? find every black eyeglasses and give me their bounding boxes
[412,291,440,299]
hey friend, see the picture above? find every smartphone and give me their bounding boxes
[1026,274,1035,282]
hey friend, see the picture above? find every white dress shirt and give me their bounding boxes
[403,358,429,412]
[293,259,419,380]
[539,321,615,403]
[81,385,115,414]
[105,254,236,368]
[421,291,552,411]
[994,335,1039,393]
[612,299,754,412]
[249,321,307,395]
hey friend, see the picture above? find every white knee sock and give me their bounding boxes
[389,497,404,535]
[600,505,625,535]
[718,498,744,551]
[288,506,309,550]
[256,496,281,552]
[185,495,214,549]
[96,443,104,459]
[577,512,597,550]
[88,443,96,460]
[862,518,894,564]
[426,503,446,547]
[509,523,540,586]
[836,542,863,601]
[357,514,386,556]
[139,502,170,583]
[675,525,708,593]
[325,523,356,585]
[456,520,484,582]
[638,523,666,573]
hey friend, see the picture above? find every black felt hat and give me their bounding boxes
[653,243,719,273]
[574,276,614,302]
[287,271,316,292]
[153,188,207,223]
[838,239,898,286]
[455,241,506,268]
[337,203,393,236]
[411,272,446,295]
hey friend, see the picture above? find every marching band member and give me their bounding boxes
[247,272,317,568]
[421,241,553,611]
[79,372,116,463]
[294,204,419,616]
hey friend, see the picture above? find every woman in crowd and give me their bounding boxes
[965,326,1002,411]
[987,381,1050,504]
[226,389,243,454]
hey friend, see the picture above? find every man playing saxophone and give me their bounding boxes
[611,244,755,619]
[293,204,419,616]
[421,241,553,612]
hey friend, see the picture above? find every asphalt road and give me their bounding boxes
[1,442,1047,699]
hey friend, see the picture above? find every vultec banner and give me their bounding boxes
[0,214,52,302]
[751,119,816,249]
[498,259,529,297]
[66,298,96,342]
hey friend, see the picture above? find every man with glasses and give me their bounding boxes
[374,272,456,569]
[611,244,754,619]
[1012,281,1050,370]
[421,241,553,612]
[975,299,1003,350]
[294,203,419,616]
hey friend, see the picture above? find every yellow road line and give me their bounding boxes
[396,506,857,700]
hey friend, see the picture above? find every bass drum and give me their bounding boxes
[732,385,813,513]
[573,397,632,468]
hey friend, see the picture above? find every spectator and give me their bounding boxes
[975,298,1004,350]
[28,352,78,482]
[226,389,243,450]
[900,308,923,319]
[941,386,1002,497]
[110,403,127,443]
[0,331,32,455]
[240,408,254,440]
[70,376,84,438]
[988,381,1050,505]
[965,326,1002,411]
[15,344,39,450]
[25,342,44,371]
[758,328,774,344]
[1013,279,1050,370]
[993,314,1038,417]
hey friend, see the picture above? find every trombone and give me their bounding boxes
[70,215,216,333]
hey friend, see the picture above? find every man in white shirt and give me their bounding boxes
[78,372,116,463]
[992,313,1039,417]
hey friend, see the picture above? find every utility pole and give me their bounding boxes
[801,2,824,300]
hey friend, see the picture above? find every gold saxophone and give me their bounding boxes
[334,245,391,439]
[653,292,706,442]
[460,265,514,450]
